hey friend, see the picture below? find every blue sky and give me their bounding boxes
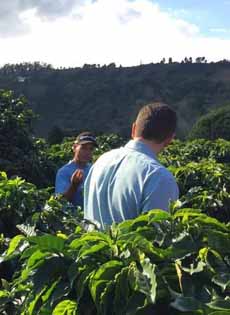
[156,0,230,38]
[0,0,230,67]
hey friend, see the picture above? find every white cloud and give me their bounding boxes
[210,28,229,33]
[0,0,230,67]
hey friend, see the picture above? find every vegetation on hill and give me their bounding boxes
[1,60,230,139]
[189,105,230,140]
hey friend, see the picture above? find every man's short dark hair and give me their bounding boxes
[135,102,177,143]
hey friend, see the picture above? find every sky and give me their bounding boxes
[0,0,230,68]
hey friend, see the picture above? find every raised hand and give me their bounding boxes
[71,169,84,187]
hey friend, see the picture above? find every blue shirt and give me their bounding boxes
[55,161,92,207]
[84,140,179,229]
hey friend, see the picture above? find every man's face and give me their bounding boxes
[73,143,95,164]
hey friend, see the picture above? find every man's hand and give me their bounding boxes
[71,169,84,188]
[62,169,84,203]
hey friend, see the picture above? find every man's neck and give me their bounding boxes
[133,137,163,155]
[73,159,87,168]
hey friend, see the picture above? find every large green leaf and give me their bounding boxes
[78,242,110,260]
[0,290,10,304]
[209,312,230,315]
[73,266,95,303]
[171,296,203,311]
[207,298,230,310]
[206,230,230,253]
[32,256,67,293]
[191,216,228,233]
[141,258,157,303]
[20,245,39,259]
[89,260,123,303]
[6,234,25,256]
[28,235,66,252]
[27,250,49,269]
[52,300,78,315]
[212,273,230,291]
[70,232,112,249]
[112,266,130,314]
[27,286,47,315]
[128,260,157,304]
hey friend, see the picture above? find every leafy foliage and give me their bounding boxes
[189,105,230,140]
[1,210,230,314]
[0,90,56,187]
[160,139,230,166]
[0,171,50,237]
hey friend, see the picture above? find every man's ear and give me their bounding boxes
[72,143,77,152]
[131,122,136,139]
[163,133,175,147]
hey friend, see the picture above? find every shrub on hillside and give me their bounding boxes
[189,105,230,140]
[0,90,56,187]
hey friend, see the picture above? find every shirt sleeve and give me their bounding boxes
[141,170,179,213]
[55,168,71,194]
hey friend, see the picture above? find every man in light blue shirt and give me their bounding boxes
[84,103,179,229]
[55,132,97,207]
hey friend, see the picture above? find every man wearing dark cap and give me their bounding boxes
[84,103,179,229]
[55,132,97,207]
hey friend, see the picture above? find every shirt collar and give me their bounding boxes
[69,160,91,169]
[125,139,157,160]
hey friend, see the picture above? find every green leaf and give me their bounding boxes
[52,300,78,315]
[78,242,110,260]
[0,290,9,298]
[42,278,61,303]
[89,260,123,302]
[141,258,157,303]
[0,290,10,304]
[112,267,130,314]
[7,235,25,256]
[20,250,49,282]
[20,245,39,259]
[207,298,230,310]
[125,292,146,315]
[74,266,95,303]
[27,250,49,269]
[28,286,47,315]
[70,232,112,249]
[1,279,10,291]
[192,216,228,233]
[171,296,203,312]
[28,235,66,252]
[209,312,230,315]
[128,260,157,304]
[147,209,171,222]
[32,257,67,293]
[206,230,230,253]
[212,273,230,291]
[180,260,206,275]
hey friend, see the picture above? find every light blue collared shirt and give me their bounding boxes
[84,140,179,229]
[55,161,91,207]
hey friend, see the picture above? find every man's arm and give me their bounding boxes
[141,171,179,213]
[55,169,84,203]
[63,169,84,202]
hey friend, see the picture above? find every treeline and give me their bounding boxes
[1,57,230,73]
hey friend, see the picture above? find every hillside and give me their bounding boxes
[1,61,230,138]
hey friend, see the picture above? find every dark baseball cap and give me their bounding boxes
[74,132,98,147]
